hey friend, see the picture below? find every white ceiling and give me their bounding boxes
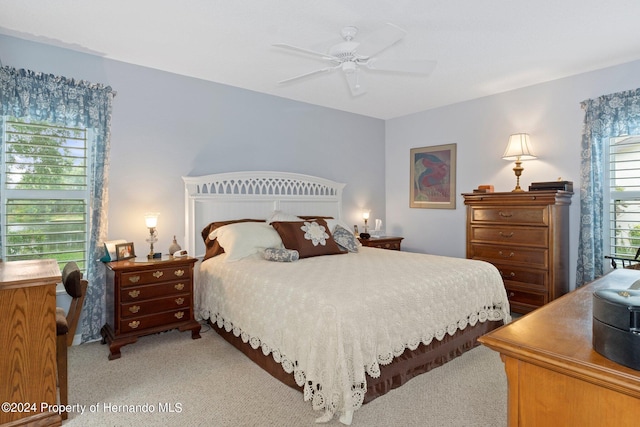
[2,1,640,119]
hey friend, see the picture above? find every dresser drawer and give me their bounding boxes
[470,226,548,247]
[505,286,547,308]
[493,263,547,292]
[121,266,191,287]
[121,293,190,318]
[470,206,548,226]
[470,243,548,268]
[120,308,191,333]
[120,280,191,302]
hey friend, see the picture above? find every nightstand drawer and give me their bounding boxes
[470,226,548,247]
[120,281,191,302]
[121,293,190,318]
[121,266,191,287]
[366,240,401,250]
[470,207,548,226]
[358,236,403,251]
[120,308,191,333]
[470,243,548,268]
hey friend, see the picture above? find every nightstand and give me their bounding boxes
[358,236,404,251]
[100,256,201,360]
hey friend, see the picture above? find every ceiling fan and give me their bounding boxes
[273,23,437,96]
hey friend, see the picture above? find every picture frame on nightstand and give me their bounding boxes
[115,242,136,260]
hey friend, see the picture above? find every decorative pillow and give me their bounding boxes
[266,210,302,224]
[209,222,283,262]
[332,225,359,253]
[201,219,263,260]
[271,219,346,259]
[262,247,300,262]
[325,218,356,236]
[299,215,334,220]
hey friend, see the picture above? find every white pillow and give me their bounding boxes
[266,210,302,224]
[209,222,283,262]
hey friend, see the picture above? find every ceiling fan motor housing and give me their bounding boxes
[329,41,361,61]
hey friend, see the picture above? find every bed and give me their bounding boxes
[183,171,510,425]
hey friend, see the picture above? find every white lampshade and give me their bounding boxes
[362,210,370,220]
[502,133,537,160]
[144,213,159,228]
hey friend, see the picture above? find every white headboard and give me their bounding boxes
[182,171,346,258]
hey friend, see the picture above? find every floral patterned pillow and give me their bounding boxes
[332,225,359,253]
[271,219,346,259]
[262,248,300,262]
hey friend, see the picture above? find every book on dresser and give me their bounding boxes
[463,190,573,313]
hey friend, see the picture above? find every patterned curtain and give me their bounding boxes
[0,66,115,342]
[577,88,640,286]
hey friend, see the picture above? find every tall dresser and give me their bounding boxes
[463,191,572,313]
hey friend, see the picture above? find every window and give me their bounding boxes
[605,135,640,260]
[1,118,91,271]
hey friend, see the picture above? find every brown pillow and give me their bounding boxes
[201,218,263,260]
[271,218,345,259]
[298,215,334,220]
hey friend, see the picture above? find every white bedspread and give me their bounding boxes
[197,247,509,421]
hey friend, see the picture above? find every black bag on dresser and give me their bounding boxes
[592,288,640,370]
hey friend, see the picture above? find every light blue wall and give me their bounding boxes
[386,59,640,288]
[0,35,385,254]
[5,34,640,292]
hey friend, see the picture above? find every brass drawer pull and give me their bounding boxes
[153,271,164,279]
[500,271,516,278]
[174,311,184,319]
[128,275,140,283]
[498,211,513,218]
[175,297,185,305]
[128,305,140,313]
[128,320,140,329]
[498,251,515,258]
[174,283,185,291]
[174,269,185,277]
[128,290,140,298]
[499,231,514,238]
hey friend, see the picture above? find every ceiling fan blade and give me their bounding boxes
[343,68,366,96]
[277,67,337,85]
[272,43,337,61]
[356,23,407,58]
[365,58,437,75]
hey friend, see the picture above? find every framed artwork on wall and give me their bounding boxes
[410,143,457,209]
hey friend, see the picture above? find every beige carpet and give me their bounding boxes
[62,323,507,426]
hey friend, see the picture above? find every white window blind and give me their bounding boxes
[1,118,90,270]
[606,135,640,258]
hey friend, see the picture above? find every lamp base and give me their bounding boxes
[148,252,162,259]
[511,160,525,193]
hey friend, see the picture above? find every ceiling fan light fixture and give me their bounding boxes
[342,61,357,74]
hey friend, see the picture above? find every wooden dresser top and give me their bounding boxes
[0,258,61,289]
[479,268,640,395]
